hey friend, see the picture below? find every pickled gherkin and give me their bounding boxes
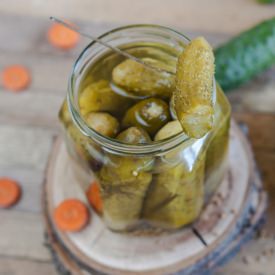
[79,80,132,116]
[117,127,151,144]
[143,124,205,229]
[154,120,183,141]
[98,127,154,231]
[142,155,205,229]
[112,58,175,98]
[85,112,119,138]
[122,98,171,136]
[174,37,215,138]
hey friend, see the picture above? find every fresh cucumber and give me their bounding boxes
[215,17,275,91]
[257,0,275,3]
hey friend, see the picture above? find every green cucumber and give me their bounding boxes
[215,17,275,91]
[257,0,275,3]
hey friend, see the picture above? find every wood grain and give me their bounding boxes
[0,12,112,55]
[0,258,57,275]
[216,239,275,275]
[0,211,51,260]
[0,0,274,34]
[0,125,54,170]
[234,113,275,234]
[228,68,275,113]
[0,92,64,129]
[0,52,74,94]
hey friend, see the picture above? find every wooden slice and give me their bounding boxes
[43,120,267,275]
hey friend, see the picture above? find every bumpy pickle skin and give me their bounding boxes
[112,58,175,98]
[122,98,171,137]
[85,112,120,138]
[98,127,153,231]
[79,79,132,116]
[174,37,215,138]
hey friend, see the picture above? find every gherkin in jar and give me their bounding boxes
[143,123,205,229]
[117,126,151,144]
[98,127,154,231]
[79,79,132,116]
[122,98,171,137]
[112,58,175,98]
[85,112,120,138]
[142,156,205,229]
[154,120,183,141]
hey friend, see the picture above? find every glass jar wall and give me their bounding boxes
[59,25,231,232]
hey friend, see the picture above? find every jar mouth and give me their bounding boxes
[68,24,214,155]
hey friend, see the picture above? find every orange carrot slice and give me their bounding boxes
[86,181,103,214]
[54,199,89,232]
[1,65,31,92]
[47,23,79,50]
[0,178,21,208]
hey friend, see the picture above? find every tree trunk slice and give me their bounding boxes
[43,120,267,275]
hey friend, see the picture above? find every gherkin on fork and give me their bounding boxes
[174,37,215,138]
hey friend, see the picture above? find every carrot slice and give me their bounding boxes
[86,181,103,214]
[54,199,89,232]
[0,178,21,208]
[1,65,31,92]
[47,23,79,50]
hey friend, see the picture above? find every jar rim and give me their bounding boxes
[67,24,214,155]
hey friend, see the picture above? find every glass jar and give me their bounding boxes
[59,25,231,232]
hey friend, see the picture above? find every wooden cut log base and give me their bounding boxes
[43,121,267,275]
